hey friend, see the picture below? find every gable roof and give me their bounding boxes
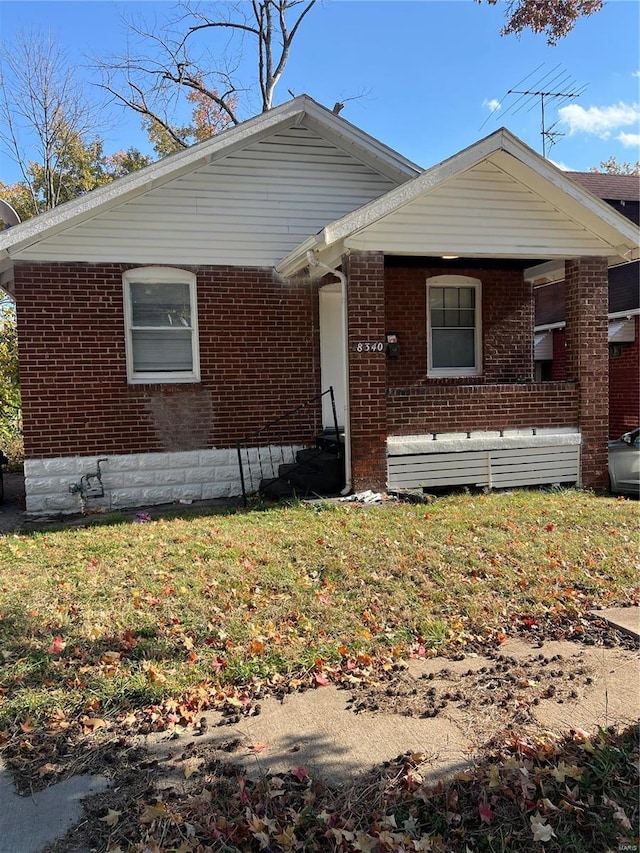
[277,128,640,275]
[566,171,640,202]
[0,95,420,278]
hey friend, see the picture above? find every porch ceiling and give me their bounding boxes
[277,128,639,277]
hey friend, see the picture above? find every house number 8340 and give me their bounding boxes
[354,341,385,353]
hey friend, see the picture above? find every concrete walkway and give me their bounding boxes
[1,623,637,853]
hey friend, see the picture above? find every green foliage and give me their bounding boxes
[143,86,237,157]
[0,132,153,223]
[0,182,33,225]
[103,147,154,179]
[0,302,21,459]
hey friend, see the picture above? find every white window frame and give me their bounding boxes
[123,266,200,384]
[426,275,482,378]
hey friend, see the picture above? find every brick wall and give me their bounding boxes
[15,262,321,458]
[345,251,387,490]
[350,255,571,491]
[385,262,533,386]
[551,328,568,380]
[387,383,579,435]
[565,257,609,489]
[609,317,639,439]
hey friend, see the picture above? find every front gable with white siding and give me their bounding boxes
[278,128,639,276]
[0,95,419,278]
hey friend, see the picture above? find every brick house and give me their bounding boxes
[534,173,639,439]
[0,96,637,514]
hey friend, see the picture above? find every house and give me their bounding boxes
[533,172,639,438]
[0,96,638,514]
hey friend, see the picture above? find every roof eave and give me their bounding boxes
[275,235,322,277]
[0,94,420,259]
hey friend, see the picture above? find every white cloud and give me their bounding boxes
[483,98,501,113]
[549,159,572,171]
[558,101,640,139]
[617,131,640,147]
[633,71,640,78]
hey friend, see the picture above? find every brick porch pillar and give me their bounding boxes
[345,250,387,491]
[565,257,609,489]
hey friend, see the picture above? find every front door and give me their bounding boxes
[319,283,346,430]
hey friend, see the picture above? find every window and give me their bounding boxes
[427,275,481,377]
[123,267,200,383]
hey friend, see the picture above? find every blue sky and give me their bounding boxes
[1,0,639,183]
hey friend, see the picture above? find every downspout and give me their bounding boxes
[306,250,352,495]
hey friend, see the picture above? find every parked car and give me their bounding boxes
[608,428,640,496]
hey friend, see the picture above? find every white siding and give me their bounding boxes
[345,161,613,257]
[15,126,397,267]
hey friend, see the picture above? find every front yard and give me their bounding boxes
[0,490,637,727]
[0,489,638,853]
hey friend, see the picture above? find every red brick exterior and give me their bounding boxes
[345,251,388,490]
[385,262,533,386]
[15,256,608,496]
[565,257,609,489]
[346,253,580,490]
[14,262,321,458]
[609,316,639,439]
[387,383,578,435]
[549,322,639,439]
[551,328,568,381]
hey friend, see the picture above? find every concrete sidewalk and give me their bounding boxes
[1,621,637,853]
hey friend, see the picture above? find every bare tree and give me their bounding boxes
[0,29,108,215]
[96,1,316,150]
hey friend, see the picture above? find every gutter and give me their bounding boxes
[306,250,352,496]
[535,308,640,334]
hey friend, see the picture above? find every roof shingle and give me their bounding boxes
[567,171,639,202]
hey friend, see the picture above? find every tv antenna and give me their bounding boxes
[480,64,588,158]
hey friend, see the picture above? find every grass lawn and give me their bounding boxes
[0,489,637,726]
[0,489,638,853]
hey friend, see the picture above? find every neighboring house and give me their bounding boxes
[534,172,639,439]
[0,96,638,514]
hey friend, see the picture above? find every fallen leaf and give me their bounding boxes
[530,813,555,842]
[551,761,583,783]
[48,636,65,655]
[274,826,296,849]
[603,795,632,830]
[140,802,166,824]
[100,809,122,827]
[353,833,377,852]
[81,716,107,733]
[183,756,203,779]
[290,765,309,782]
[478,801,496,824]
[315,672,330,686]
[38,762,61,777]
[487,764,501,788]
[248,742,268,754]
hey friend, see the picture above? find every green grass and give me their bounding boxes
[0,489,637,726]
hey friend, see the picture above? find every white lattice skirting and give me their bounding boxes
[387,428,581,491]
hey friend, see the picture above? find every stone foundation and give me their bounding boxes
[24,446,299,515]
